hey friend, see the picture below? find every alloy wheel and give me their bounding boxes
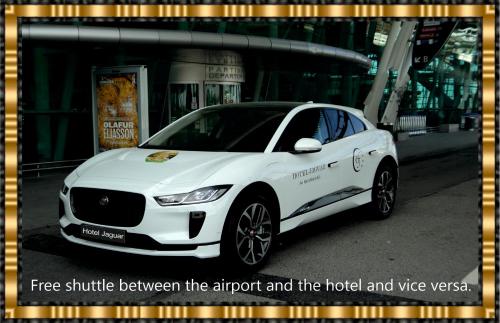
[376,170,395,214]
[235,202,272,265]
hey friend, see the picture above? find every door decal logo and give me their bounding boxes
[292,163,327,185]
[353,148,365,172]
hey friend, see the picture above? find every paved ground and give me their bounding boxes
[19,142,480,305]
[396,130,478,164]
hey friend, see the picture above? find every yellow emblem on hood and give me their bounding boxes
[145,151,178,163]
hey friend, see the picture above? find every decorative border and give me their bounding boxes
[3,4,496,319]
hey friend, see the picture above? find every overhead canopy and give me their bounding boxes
[21,24,372,69]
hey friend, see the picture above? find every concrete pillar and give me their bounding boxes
[379,21,418,125]
[380,45,413,124]
[363,22,402,125]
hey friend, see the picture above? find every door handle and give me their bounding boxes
[328,161,338,168]
[368,150,378,156]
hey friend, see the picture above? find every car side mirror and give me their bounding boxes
[293,138,322,154]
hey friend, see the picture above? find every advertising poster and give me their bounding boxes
[92,66,149,154]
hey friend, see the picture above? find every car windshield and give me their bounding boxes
[141,106,290,152]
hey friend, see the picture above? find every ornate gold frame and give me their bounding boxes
[3,4,496,319]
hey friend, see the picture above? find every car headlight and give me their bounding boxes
[154,185,232,206]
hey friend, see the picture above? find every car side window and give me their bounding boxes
[274,108,329,152]
[324,108,366,142]
[325,108,348,141]
[348,113,367,133]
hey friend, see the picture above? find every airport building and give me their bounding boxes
[20,20,479,167]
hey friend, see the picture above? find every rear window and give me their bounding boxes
[324,108,366,142]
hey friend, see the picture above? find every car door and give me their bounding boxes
[345,112,381,190]
[324,108,376,192]
[270,108,348,225]
[321,108,359,199]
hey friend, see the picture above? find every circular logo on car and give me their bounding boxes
[353,148,365,172]
[99,195,110,206]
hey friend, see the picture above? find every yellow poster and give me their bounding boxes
[96,73,139,151]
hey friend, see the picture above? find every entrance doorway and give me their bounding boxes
[205,82,241,106]
[168,82,200,123]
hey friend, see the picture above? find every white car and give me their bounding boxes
[59,102,398,269]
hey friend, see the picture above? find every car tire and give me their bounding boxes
[369,163,397,219]
[221,195,274,270]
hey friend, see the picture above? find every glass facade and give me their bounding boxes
[169,83,200,123]
[20,20,480,165]
[384,22,480,127]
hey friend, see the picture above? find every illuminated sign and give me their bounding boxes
[412,20,458,70]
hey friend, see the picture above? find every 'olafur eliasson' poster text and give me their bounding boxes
[96,73,139,152]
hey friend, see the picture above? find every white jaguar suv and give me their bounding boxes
[59,102,398,269]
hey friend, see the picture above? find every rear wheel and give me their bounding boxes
[221,195,274,269]
[370,164,397,219]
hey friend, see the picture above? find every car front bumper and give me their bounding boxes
[58,186,237,258]
[60,228,220,257]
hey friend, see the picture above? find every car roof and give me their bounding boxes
[204,101,366,120]
[323,104,366,120]
[205,101,305,111]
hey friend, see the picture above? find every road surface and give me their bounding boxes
[20,148,480,305]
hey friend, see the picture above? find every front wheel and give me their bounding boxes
[369,164,397,219]
[221,196,274,270]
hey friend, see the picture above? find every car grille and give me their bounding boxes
[70,187,146,227]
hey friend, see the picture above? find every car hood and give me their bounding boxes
[75,148,248,186]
